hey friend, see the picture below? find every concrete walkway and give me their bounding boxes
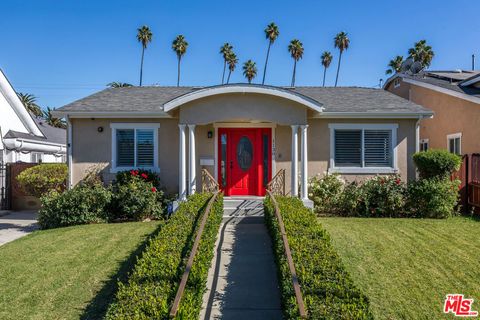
[0,211,38,246]
[200,203,282,319]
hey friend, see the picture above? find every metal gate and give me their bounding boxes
[0,162,11,210]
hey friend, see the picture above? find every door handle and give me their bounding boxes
[230,161,233,169]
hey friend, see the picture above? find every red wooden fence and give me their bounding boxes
[452,154,480,214]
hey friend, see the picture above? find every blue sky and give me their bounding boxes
[1,0,478,109]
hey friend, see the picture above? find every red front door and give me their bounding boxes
[218,128,271,196]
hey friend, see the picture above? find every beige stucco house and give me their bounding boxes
[54,84,432,203]
[385,70,480,155]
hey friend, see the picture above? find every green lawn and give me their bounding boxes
[0,221,161,320]
[319,216,480,319]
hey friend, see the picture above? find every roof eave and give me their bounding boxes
[314,111,434,119]
[52,111,173,119]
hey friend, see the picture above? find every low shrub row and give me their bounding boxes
[309,174,459,218]
[16,163,68,198]
[106,192,223,319]
[38,169,166,229]
[264,196,372,319]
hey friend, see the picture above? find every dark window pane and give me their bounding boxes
[117,129,134,166]
[237,136,253,171]
[364,130,392,167]
[335,130,361,167]
[137,129,154,166]
[449,138,455,154]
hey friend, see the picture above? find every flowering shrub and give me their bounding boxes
[308,173,344,214]
[111,171,164,221]
[115,169,161,188]
[357,176,406,217]
[309,173,457,218]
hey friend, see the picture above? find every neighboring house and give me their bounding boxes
[385,70,480,155]
[0,69,66,163]
[53,84,432,203]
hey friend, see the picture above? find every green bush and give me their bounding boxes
[16,163,67,198]
[106,192,223,319]
[39,183,112,229]
[111,172,165,221]
[413,149,462,179]
[308,173,344,214]
[264,196,372,319]
[407,178,460,218]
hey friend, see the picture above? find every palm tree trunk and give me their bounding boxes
[291,60,297,87]
[227,70,232,84]
[262,42,271,85]
[139,47,145,86]
[322,67,327,87]
[177,56,181,87]
[335,51,342,87]
[222,61,226,84]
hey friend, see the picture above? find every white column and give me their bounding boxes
[300,125,309,200]
[188,124,196,195]
[178,124,187,200]
[291,125,299,197]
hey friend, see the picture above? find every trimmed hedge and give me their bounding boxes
[106,192,223,319]
[413,149,462,179]
[265,196,372,319]
[17,163,67,198]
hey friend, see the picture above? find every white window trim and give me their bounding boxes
[328,123,398,174]
[420,138,429,151]
[110,123,160,173]
[447,132,462,155]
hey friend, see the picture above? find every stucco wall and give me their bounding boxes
[179,93,307,125]
[70,116,417,195]
[387,78,480,154]
[71,118,180,194]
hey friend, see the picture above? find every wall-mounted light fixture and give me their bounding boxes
[207,131,213,139]
[97,126,104,133]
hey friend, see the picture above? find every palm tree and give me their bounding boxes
[43,107,66,129]
[386,56,404,75]
[226,51,238,84]
[408,40,434,69]
[137,25,152,86]
[107,82,133,88]
[220,43,233,84]
[334,31,350,87]
[288,39,304,87]
[262,22,280,85]
[242,60,257,84]
[172,35,188,87]
[320,51,333,87]
[17,93,42,117]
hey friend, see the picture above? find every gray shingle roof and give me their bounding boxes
[395,72,480,98]
[3,117,66,145]
[56,85,432,115]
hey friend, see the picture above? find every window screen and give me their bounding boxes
[364,130,392,167]
[334,130,361,167]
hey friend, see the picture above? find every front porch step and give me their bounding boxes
[223,197,264,218]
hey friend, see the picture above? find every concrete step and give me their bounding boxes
[223,207,264,217]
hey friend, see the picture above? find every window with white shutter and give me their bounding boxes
[330,124,397,173]
[110,123,159,172]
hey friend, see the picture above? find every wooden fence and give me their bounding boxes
[452,154,480,214]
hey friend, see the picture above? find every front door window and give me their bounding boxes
[237,136,253,171]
